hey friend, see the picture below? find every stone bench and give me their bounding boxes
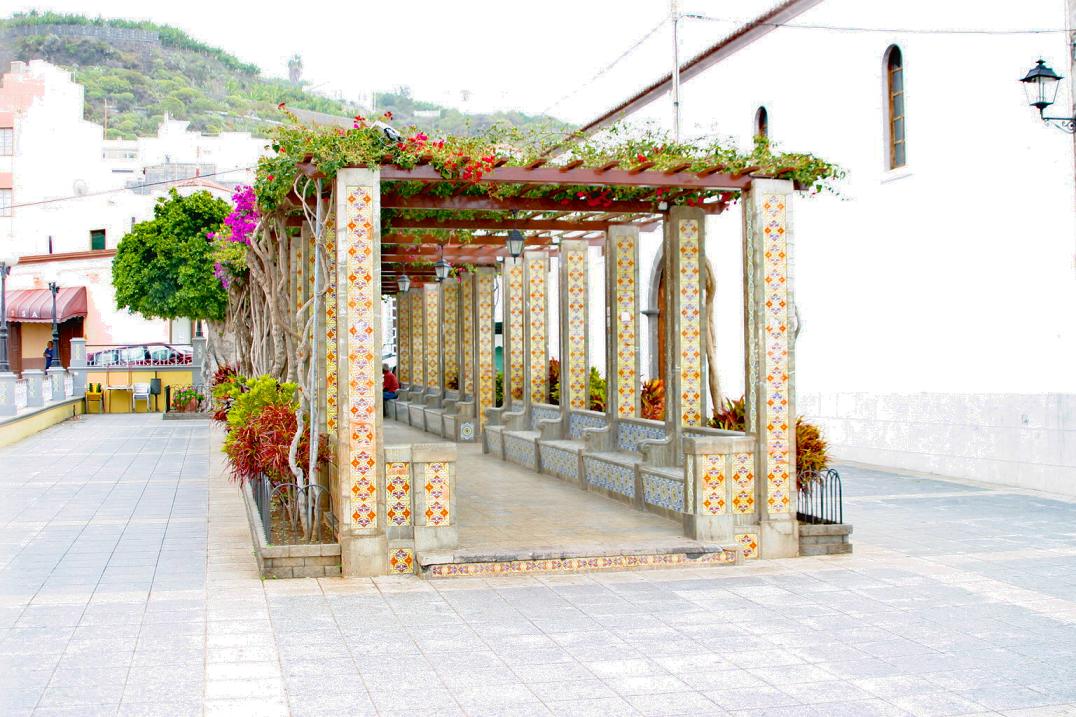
[388,386,424,425]
[422,390,460,437]
[502,403,562,471]
[535,410,609,484]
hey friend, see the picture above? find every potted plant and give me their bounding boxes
[171,386,204,412]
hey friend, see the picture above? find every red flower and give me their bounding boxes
[383,111,393,120]
[267,174,275,182]
[636,153,647,163]
[277,102,287,110]
[354,115,365,123]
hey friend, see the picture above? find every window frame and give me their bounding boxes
[90,228,106,251]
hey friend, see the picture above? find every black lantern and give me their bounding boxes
[397,274,412,293]
[434,246,451,282]
[1019,59,1073,133]
[1021,59,1062,111]
[506,229,525,259]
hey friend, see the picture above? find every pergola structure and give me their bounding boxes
[290,158,799,577]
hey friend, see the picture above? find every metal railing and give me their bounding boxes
[251,474,335,544]
[85,343,193,368]
[797,468,844,525]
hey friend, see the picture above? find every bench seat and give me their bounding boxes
[503,429,540,470]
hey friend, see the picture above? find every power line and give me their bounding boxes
[540,17,669,116]
[684,13,1070,35]
[6,164,257,211]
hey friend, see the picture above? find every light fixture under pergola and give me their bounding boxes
[1020,59,1074,133]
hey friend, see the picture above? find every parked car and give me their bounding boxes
[87,343,193,367]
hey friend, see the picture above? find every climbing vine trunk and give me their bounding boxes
[704,258,721,414]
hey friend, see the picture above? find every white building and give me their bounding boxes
[582,0,1076,495]
[0,60,267,371]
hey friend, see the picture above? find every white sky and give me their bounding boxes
[4,0,779,124]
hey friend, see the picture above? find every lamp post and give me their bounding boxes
[45,271,61,369]
[397,274,411,293]
[0,248,18,373]
[434,245,451,282]
[505,229,525,259]
[1020,59,1075,133]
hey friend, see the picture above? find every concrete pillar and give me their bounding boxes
[743,179,798,559]
[397,291,411,387]
[684,436,756,549]
[0,372,14,416]
[47,366,67,402]
[607,226,641,419]
[559,240,590,411]
[443,280,459,391]
[663,207,708,452]
[334,168,388,576]
[423,283,442,395]
[523,249,549,405]
[68,337,87,397]
[475,268,497,429]
[191,335,207,391]
[459,272,475,398]
[23,369,44,409]
[502,256,526,407]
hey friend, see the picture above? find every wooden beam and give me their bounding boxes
[390,218,615,232]
[382,193,660,214]
[379,165,751,190]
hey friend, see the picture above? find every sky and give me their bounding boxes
[3,0,780,124]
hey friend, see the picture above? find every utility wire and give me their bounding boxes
[540,17,669,115]
[6,164,258,211]
[684,13,1070,35]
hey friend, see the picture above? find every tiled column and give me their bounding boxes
[397,291,411,387]
[503,256,526,407]
[423,283,442,395]
[443,280,459,391]
[523,249,548,405]
[607,226,641,419]
[459,272,475,398]
[559,240,589,411]
[743,179,798,559]
[664,207,707,449]
[334,168,387,576]
[323,210,338,437]
[411,286,425,391]
[474,267,497,429]
[684,435,757,559]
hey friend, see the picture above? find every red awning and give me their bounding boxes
[5,287,87,323]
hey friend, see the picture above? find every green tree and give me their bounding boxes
[112,189,230,321]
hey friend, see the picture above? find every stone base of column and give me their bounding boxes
[339,533,389,577]
[0,371,16,416]
[759,518,799,559]
[682,514,735,543]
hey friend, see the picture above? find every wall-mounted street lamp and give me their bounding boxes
[505,229,525,259]
[1020,59,1075,133]
[44,269,61,369]
[0,248,18,374]
[397,274,411,293]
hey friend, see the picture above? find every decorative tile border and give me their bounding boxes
[424,285,440,392]
[678,219,704,426]
[427,550,737,577]
[324,219,338,435]
[389,547,414,574]
[397,292,410,385]
[443,282,459,389]
[642,472,684,512]
[411,285,424,389]
[613,232,638,417]
[385,461,411,527]
[731,451,755,515]
[736,532,759,560]
[563,245,588,410]
[762,195,792,514]
[476,271,496,426]
[506,260,525,403]
[525,254,548,404]
[700,454,726,515]
[343,185,378,530]
[424,461,451,527]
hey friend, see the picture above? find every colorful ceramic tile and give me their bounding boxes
[343,185,378,530]
[583,457,635,498]
[736,532,759,560]
[424,285,440,391]
[678,219,704,426]
[614,232,638,417]
[385,461,411,527]
[397,293,410,385]
[762,195,792,514]
[460,273,475,396]
[424,461,451,527]
[563,246,589,410]
[701,454,727,515]
[411,285,424,389]
[426,550,737,577]
[506,260,525,403]
[731,451,755,515]
[525,254,548,404]
[642,472,683,512]
[324,220,338,435]
[615,420,666,453]
[389,547,414,574]
[477,270,496,427]
[539,444,578,480]
[443,282,459,389]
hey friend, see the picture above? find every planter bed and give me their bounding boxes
[241,481,341,578]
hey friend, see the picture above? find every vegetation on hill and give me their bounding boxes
[1,11,568,140]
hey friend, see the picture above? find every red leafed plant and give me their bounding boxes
[548,358,561,405]
[225,404,329,485]
[211,363,238,388]
[640,378,665,420]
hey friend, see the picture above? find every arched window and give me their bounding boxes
[885,45,906,168]
[754,106,768,139]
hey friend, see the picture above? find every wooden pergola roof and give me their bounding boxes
[293,157,791,293]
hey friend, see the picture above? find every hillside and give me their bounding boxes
[0,12,568,140]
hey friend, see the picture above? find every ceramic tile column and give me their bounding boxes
[443,280,459,391]
[424,283,442,395]
[664,206,707,451]
[559,240,589,412]
[323,210,338,437]
[743,179,798,559]
[475,267,497,429]
[607,226,641,419]
[410,286,425,391]
[523,250,549,405]
[459,272,475,398]
[503,256,526,408]
[397,290,411,387]
[334,168,387,576]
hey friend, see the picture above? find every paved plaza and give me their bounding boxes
[1,414,1075,716]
